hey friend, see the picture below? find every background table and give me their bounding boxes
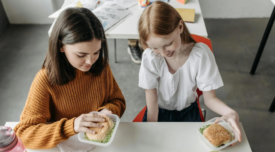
[106,0,208,39]
[48,0,208,62]
[5,122,252,152]
[108,0,208,62]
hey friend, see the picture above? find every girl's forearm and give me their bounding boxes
[147,101,159,121]
[145,89,158,122]
[205,97,236,116]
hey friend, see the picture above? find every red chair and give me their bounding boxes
[133,34,213,122]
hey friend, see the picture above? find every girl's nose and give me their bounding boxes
[86,56,94,65]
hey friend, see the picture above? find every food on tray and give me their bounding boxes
[200,124,232,147]
[85,115,115,143]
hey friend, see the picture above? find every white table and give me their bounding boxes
[109,0,207,62]
[48,0,207,38]
[48,0,208,62]
[106,0,207,39]
[5,122,252,152]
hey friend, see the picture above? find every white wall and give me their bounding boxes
[200,0,274,18]
[52,0,65,12]
[1,0,55,24]
[1,0,275,24]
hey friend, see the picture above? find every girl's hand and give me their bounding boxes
[74,113,105,134]
[215,111,242,145]
[99,108,113,115]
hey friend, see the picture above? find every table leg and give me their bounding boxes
[250,6,275,75]
[269,97,275,112]
[114,39,117,63]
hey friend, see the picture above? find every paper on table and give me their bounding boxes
[116,0,137,9]
[93,2,131,31]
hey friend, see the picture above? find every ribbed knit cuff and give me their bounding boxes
[63,118,77,138]
[97,105,120,118]
[97,106,110,112]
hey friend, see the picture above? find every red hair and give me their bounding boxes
[138,1,196,49]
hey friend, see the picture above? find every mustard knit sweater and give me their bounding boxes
[14,63,126,149]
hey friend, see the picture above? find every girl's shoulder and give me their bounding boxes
[29,68,52,90]
[36,68,48,79]
[34,68,51,85]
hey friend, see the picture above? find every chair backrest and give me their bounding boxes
[132,34,213,122]
[191,34,213,51]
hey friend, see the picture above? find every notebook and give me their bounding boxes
[176,8,195,23]
[93,2,131,31]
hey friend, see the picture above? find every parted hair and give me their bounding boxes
[138,1,196,49]
[43,7,109,85]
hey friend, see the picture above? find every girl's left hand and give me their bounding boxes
[215,111,242,144]
[99,108,113,115]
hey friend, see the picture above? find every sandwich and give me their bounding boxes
[200,124,232,147]
[86,115,115,143]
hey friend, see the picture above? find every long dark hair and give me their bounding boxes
[43,7,108,85]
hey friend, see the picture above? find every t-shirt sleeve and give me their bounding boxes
[196,44,224,91]
[138,49,159,89]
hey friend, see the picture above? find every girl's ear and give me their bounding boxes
[60,47,65,53]
[178,20,184,34]
[59,41,65,53]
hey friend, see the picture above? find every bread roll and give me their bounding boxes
[86,116,114,141]
[203,124,232,147]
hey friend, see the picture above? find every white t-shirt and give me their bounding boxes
[138,43,224,111]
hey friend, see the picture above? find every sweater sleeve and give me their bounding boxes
[97,63,126,118]
[13,70,76,149]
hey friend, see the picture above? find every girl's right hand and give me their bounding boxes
[73,113,106,134]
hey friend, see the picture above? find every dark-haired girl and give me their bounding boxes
[14,7,126,149]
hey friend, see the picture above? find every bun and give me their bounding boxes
[203,124,232,147]
[86,116,114,141]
